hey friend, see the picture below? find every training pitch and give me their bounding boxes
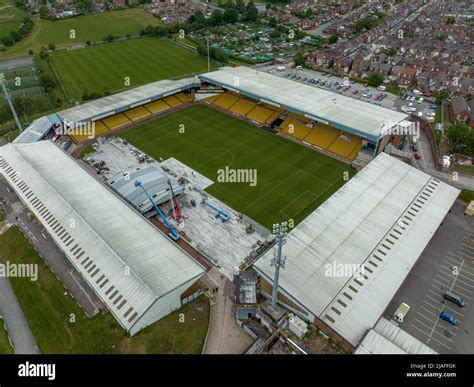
[51,38,211,101]
[121,104,354,229]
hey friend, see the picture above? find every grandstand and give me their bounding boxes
[199,66,410,161]
[58,77,199,144]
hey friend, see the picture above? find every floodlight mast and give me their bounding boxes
[271,221,288,309]
[0,73,23,132]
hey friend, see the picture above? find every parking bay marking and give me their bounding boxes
[410,324,451,350]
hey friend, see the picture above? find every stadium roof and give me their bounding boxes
[0,141,205,332]
[254,152,459,346]
[58,77,200,123]
[354,317,437,354]
[14,114,61,144]
[199,67,408,141]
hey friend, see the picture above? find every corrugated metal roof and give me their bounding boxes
[14,114,60,144]
[0,141,205,331]
[58,77,200,123]
[254,153,459,346]
[199,66,409,141]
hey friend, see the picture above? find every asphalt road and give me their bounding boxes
[384,201,474,354]
[0,275,40,354]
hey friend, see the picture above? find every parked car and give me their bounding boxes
[440,311,458,326]
[353,90,359,95]
[429,104,437,109]
[444,290,465,307]
[417,97,424,104]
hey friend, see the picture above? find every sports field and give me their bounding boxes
[0,8,160,59]
[121,105,354,229]
[51,38,211,101]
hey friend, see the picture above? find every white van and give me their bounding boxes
[413,89,422,95]
[393,303,410,323]
[276,66,285,71]
[377,85,386,91]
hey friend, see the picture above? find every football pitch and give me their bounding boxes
[51,38,212,101]
[121,105,354,229]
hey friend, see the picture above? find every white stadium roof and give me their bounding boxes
[254,152,459,346]
[59,77,200,123]
[0,141,205,333]
[199,66,408,141]
[354,317,437,354]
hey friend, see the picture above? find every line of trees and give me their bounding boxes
[1,16,34,48]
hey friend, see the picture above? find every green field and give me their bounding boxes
[51,38,211,101]
[0,226,210,354]
[121,105,353,229]
[0,319,13,354]
[0,0,25,41]
[0,8,160,59]
[1,64,43,98]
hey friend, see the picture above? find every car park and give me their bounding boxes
[440,311,458,326]
[444,290,465,307]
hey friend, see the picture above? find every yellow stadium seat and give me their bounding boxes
[145,99,170,114]
[70,121,109,144]
[265,111,280,125]
[281,119,312,140]
[229,99,256,116]
[214,92,240,109]
[163,95,182,107]
[176,92,192,103]
[327,135,362,159]
[348,144,362,161]
[102,113,131,130]
[247,105,274,124]
[124,106,151,122]
[304,126,339,149]
[203,94,220,103]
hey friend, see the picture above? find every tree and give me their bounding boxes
[294,52,305,66]
[103,35,115,43]
[328,34,338,44]
[47,42,56,51]
[445,123,474,156]
[236,0,245,13]
[435,90,449,105]
[39,74,56,93]
[209,10,223,27]
[386,47,397,56]
[367,72,384,87]
[39,5,48,19]
[268,16,277,28]
[223,8,239,24]
[243,1,258,22]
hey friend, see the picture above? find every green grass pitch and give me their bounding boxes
[51,38,212,101]
[121,104,354,229]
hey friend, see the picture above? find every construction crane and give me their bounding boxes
[134,180,180,241]
[202,198,230,222]
[167,180,183,223]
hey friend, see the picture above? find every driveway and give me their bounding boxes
[202,267,253,354]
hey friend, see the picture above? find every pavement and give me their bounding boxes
[0,57,34,72]
[202,267,253,354]
[384,200,474,354]
[0,275,40,354]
